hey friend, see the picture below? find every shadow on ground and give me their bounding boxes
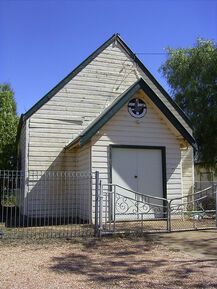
[155,229,217,259]
[49,231,217,288]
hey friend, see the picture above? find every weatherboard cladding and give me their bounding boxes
[181,147,194,196]
[90,91,183,201]
[22,34,193,172]
[75,143,91,220]
[66,79,195,149]
[21,34,192,128]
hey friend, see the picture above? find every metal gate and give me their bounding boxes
[169,185,217,231]
[95,173,217,236]
[1,170,216,239]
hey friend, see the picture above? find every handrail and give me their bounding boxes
[102,183,168,202]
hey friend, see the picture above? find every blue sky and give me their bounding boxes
[0,0,216,115]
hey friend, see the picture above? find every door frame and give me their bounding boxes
[109,145,167,199]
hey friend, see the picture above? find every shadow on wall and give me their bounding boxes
[2,149,92,227]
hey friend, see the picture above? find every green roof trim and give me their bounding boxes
[22,33,119,122]
[65,78,195,150]
[18,33,193,145]
[21,33,192,129]
[116,37,192,129]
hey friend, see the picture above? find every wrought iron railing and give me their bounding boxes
[95,182,217,235]
[99,184,169,234]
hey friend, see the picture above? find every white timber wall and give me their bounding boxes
[22,39,193,217]
[25,168,78,218]
[91,92,184,205]
[74,144,92,221]
[28,117,76,171]
[27,40,192,173]
[181,147,194,196]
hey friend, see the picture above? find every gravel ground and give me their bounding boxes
[0,232,217,289]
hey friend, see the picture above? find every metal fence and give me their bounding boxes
[169,184,217,231]
[98,183,169,234]
[1,170,217,240]
[95,180,217,236]
[0,170,94,239]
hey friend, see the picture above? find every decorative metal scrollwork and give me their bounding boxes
[116,196,130,213]
[115,193,165,218]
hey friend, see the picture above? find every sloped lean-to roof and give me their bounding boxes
[18,33,192,134]
[65,78,196,150]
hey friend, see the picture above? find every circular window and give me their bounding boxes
[128,98,147,118]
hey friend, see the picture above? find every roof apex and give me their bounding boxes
[18,33,193,144]
[21,33,191,128]
[22,33,119,122]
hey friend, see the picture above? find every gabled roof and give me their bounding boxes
[20,33,192,128]
[65,78,196,150]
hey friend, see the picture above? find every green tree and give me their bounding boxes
[0,84,19,170]
[160,39,217,170]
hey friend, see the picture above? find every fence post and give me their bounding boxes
[99,180,103,237]
[94,171,99,237]
[167,200,171,232]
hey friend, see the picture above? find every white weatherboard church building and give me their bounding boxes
[18,34,195,221]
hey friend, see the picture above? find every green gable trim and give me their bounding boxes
[64,82,140,150]
[66,78,195,149]
[139,79,195,147]
[80,83,141,146]
[22,33,119,122]
[116,36,192,129]
[22,33,192,130]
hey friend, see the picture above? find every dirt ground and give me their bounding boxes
[0,230,217,289]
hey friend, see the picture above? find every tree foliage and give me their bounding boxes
[0,84,19,170]
[160,39,217,169]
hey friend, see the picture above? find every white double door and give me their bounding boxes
[111,147,164,219]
